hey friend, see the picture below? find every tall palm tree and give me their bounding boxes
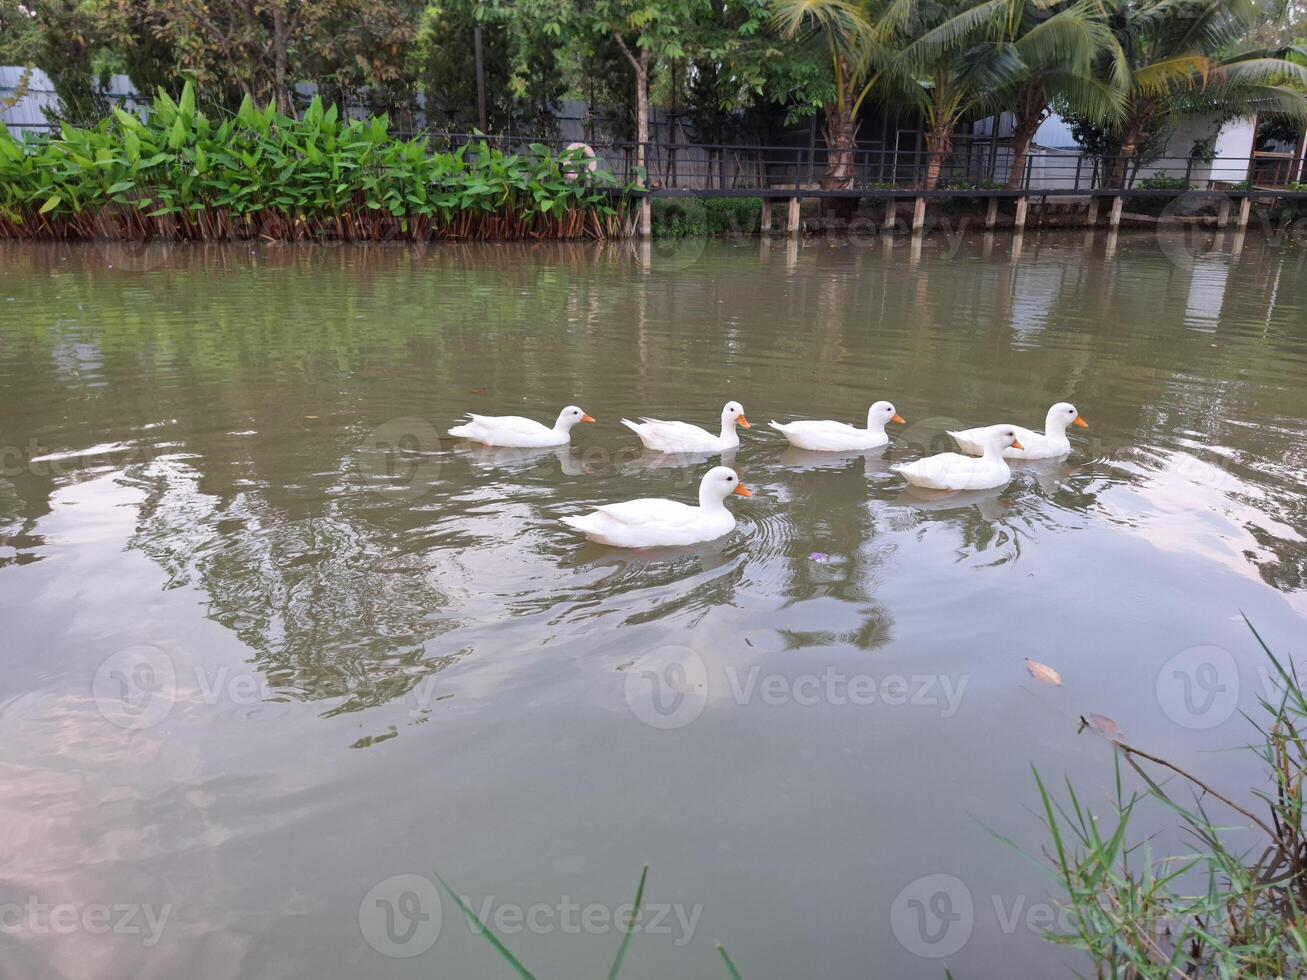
[903,0,1120,189]
[895,0,1027,189]
[1096,0,1307,187]
[999,0,1121,188]
[772,0,912,191]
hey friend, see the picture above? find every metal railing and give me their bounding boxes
[411,132,1302,194]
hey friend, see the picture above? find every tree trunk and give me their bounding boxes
[1005,85,1046,191]
[820,73,859,223]
[821,97,858,191]
[635,50,650,236]
[1109,113,1152,189]
[924,127,952,191]
[634,52,649,179]
[271,3,292,116]
[1108,143,1135,189]
[613,32,652,234]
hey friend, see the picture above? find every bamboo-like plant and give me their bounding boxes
[0,82,629,242]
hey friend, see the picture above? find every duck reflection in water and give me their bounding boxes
[779,446,896,478]
[452,442,591,477]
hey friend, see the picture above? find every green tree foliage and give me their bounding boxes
[0,0,1304,191]
[418,0,566,134]
[1093,0,1307,186]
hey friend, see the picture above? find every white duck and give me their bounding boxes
[769,400,905,451]
[560,466,751,547]
[950,403,1087,460]
[892,426,1025,490]
[621,402,749,454]
[448,405,594,448]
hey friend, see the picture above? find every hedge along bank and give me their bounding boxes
[0,83,631,243]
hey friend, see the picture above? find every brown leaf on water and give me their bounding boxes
[469,387,487,395]
[303,415,320,421]
[1080,713,1124,742]
[1025,659,1062,686]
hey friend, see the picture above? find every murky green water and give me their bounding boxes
[1,234,1305,978]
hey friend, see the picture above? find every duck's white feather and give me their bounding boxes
[769,419,886,452]
[950,404,1083,460]
[449,405,591,448]
[892,451,1013,491]
[622,418,730,454]
[561,466,745,548]
[950,424,1061,460]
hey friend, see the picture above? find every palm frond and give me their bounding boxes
[1214,56,1307,91]
[1016,5,1115,76]
[1172,0,1255,56]
[1039,70,1128,123]
[771,0,878,64]
[1132,54,1211,96]
[902,0,1008,62]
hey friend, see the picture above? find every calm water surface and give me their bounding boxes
[1,234,1305,978]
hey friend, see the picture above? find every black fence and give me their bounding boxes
[8,115,1306,194]
[413,132,1301,194]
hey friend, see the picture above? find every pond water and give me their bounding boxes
[1,233,1305,979]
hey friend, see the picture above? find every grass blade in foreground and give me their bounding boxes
[605,864,649,979]
[434,871,536,979]
[717,943,744,978]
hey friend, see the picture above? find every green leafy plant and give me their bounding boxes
[1136,172,1190,191]
[0,81,631,242]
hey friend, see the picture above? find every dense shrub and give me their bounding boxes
[0,83,629,242]
[651,196,764,237]
[1131,171,1192,215]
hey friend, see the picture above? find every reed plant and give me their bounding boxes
[0,83,629,243]
[1008,620,1307,978]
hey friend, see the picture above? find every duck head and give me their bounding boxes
[867,400,907,432]
[985,426,1025,455]
[699,466,752,508]
[555,406,596,430]
[1045,402,1087,434]
[721,401,750,431]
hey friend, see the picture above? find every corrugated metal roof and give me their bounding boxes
[1,66,143,133]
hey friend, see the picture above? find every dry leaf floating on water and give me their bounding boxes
[1026,659,1062,686]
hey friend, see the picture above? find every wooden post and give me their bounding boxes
[883,199,897,234]
[985,197,998,230]
[639,199,652,238]
[1014,195,1028,232]
[760,198,773,236]
[786,196,801,236]
[1237,195,1252,231]
[1109,195,1123,231]
[1216,197,1230,229]
[912,196,926,232]
[1086,197,1099,228]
